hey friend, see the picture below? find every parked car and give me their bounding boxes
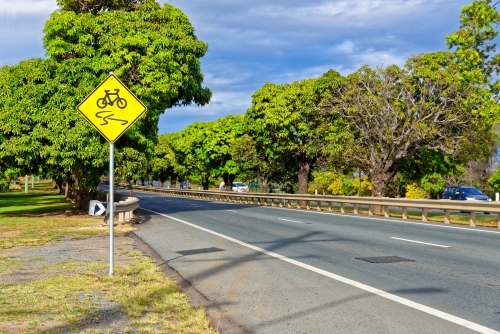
[442,185,491,202]
[9,180,21,191]
[232,182,249,192]
[442,185,491,214]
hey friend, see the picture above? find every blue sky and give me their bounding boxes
[0,0,472,134]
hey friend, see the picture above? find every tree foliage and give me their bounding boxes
[325,52,492,198]
[245,70,344,196]
[0,1,210,207]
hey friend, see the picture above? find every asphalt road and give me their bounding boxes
[114,187,500,333]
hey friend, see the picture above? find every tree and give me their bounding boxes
[325,52,492,200]
[0,1,211,208]
[208,115,245,190]
[169,122,214,190]
[57,0,145,14]
[151,133,178,188]
[245,70,344,200]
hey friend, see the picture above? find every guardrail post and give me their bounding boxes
[444,210,451,224]
[368,205,373,216]
[422,208,428,222]
[383,206,389,217]
[328,202,332,212]
[317,200,322,211]
[287,199,292,208]
[498,214,500,229]
[469,211,476,227]
[354,204,359,215]
[402,207,408,220]
[279,199,283,207]
[306,201,310,210]
[341,203,346,213]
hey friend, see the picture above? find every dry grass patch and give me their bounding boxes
[0,250,218,334]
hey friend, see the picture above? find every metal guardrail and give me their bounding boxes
[98,190,140,225]
[119,183,500,228]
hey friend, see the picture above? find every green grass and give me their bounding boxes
[0,183,218,334]
[0,182,74,215]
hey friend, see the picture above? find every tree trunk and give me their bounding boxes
[262,176,269,193]
[158,179,163,188]
[140,178,145,186]
[296,159,311,208]
[223,173,231,191]
[201,176,209,190]
[370,162,398,213]
[170,175,177,188]
[148,176,153,187]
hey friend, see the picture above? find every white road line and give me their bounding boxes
[260,205,500,235]
[391,237,450,248]
[226,210,237,212]
[278,218,303,224]
[142,208,499,334]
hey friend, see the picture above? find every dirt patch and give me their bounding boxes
[0,230,251,334]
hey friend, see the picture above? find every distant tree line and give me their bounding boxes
[3,0,500,211]
[140,1,500,207]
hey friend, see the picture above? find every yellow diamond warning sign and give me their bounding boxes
[77,74,147,143]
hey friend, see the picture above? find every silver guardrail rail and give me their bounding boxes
[119,183,500,228]
[99,190,140,225]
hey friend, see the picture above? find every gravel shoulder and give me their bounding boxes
[0,221,249,334]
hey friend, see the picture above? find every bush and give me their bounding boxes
[352,176,372,196]
[308,172,338,194]
[405,183,429,199]
[421,173,445,199]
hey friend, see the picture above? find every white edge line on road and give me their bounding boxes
[391,237,450,248]
[226,210,237,212]
[278,218,303,224]
[142,208,499,334]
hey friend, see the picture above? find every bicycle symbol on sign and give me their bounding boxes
[96,89,128,109]
[95,89,128,126]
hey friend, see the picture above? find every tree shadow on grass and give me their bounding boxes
[1,206,82,217]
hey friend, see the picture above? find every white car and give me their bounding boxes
[232,182,249,192]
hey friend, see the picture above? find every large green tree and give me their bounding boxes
[324,52,492,199]
[245,70,344,197]
[151,133,178,188]
[0,1,210,208]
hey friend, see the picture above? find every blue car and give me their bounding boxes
[442,185,491,214]
[441,185,491,202]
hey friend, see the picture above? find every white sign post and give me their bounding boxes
[109,143,114,276]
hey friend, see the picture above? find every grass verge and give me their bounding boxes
[0,183,218,334]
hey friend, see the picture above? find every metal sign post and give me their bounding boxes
[109,143,114,276]
[76,72,147,277]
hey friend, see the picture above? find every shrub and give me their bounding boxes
[405,183,429,199]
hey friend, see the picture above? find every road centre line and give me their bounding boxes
[391,237,450,248]
[141,208,499,334]
[278,218,303,224]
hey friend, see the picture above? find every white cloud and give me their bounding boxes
[0,0,57,17]
[333,40,356,54]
